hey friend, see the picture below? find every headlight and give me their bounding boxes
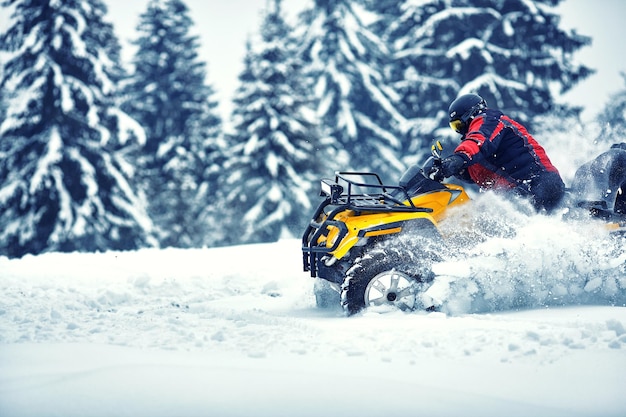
[320,179,343,203]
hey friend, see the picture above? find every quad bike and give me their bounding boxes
[569,143,626,225]
[301,142,626,315]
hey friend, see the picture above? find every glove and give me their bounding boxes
[440,154,467,178]
[428,159,445,182]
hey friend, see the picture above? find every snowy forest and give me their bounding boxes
[0,0,625,259]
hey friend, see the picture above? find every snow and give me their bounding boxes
[30,127,63,195]
[1,231,625,416]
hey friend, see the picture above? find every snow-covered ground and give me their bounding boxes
[1,198,626,417]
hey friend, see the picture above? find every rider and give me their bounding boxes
[435,93,565,212]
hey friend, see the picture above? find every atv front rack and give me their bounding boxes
[317,171,434,211]
[302,172,434,277]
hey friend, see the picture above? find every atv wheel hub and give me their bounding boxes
[364,270,417,311]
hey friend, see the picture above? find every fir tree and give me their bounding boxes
[298,0,407,182]
[0,0,156,258]
[122,0,223,248]
[220,0,326,245]
[382,0,594,154]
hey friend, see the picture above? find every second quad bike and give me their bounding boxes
[301,142,626,315]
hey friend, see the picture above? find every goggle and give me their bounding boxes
[449,119,464,133]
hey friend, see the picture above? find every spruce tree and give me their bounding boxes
[382,0,594,153]
[0,0,156,258]
[122,0,223,248]
[297,0,407,182]
[220,0,326,245]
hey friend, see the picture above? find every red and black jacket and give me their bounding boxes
[454,109,561,190]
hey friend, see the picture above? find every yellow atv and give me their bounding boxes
[302,142,626,315]
[302,144,470,315]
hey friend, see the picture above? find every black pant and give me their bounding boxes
[514,171,565,213]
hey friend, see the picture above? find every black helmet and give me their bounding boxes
[448,93,487,134]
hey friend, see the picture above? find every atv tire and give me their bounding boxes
[341,234,438,316]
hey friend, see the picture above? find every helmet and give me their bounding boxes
[448,93,487,134]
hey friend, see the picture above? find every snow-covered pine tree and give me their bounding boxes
[597,72,626,145]
[297,0,407,182]
[0,0,156,258]
[381,0,594,154]
[220,0,327,245]
[122,0,223,248]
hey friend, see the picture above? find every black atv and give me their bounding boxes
[570,143,626,224]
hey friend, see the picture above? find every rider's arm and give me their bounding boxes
[454,119,487,163]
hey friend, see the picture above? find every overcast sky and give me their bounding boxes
[555,0,625,119]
